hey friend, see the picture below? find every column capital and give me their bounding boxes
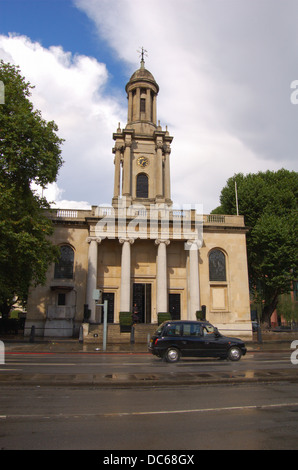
[86,236,102,244]
[113,143,124,153]
[119,237,135,245]
[155,238,170,246]
[185,239,202,250]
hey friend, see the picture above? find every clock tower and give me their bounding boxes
[112,54,173,208]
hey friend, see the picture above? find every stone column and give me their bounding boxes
[113,143,122,199]
[122,141,131,197]
[146,88,151,121]
[155,239,170,314]
[152,95,157,125]
[187,240,201,320]
[136,88,141,120]
[127,91,133,122]
[164,144,171,201]
[86,237,101,323]
[119,238,134,312]
[156,141,163,199]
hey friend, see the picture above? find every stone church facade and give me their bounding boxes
[25,58,252,341]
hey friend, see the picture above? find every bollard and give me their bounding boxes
[79,325,83,343]
[29,325,35,343]
[130,325,135,344]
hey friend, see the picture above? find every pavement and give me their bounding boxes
[0,336,297,387]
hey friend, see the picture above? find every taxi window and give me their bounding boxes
[164,324,181,336]
[182,323,201,337]
[202,324,216,336]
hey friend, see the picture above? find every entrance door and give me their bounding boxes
[132,283,151,323]
[102,293,114,323]
[169,293,181,320]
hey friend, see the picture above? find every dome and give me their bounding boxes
[129,67,156,83]
[125,61,159,93]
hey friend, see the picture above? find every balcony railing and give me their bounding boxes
[49,206,245,227]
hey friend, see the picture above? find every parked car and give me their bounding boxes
[148,320,246,362]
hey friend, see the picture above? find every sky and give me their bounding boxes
[0,0,298,214]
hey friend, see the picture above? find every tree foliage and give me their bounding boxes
[212,169,298,325]
[0,61,64,315]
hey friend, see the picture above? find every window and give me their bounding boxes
[140,98,146,113]
[202,324,217,336]
[165,323,181,336]
[58,293,66,306]
[182,323,201,337]
[54,245,74,279]
[209,249,226,282]
[136,173,148,198]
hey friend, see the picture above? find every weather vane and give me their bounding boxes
[137,47,148,65]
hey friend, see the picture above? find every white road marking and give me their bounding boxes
[1,402,298,420]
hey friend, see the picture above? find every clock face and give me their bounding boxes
[137,156,149,168]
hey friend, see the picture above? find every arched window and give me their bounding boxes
[54,245,74,279]
[209,249,226,282]
[136,173,148,198]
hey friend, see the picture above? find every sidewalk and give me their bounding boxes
[1,334,296,354]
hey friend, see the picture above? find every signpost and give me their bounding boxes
[93,289,108,351]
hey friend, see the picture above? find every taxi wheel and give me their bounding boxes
[165,347,181,363]
[227,346,242,361]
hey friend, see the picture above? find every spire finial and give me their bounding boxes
[137,47,148,68]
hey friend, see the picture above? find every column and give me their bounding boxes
[122,141,131,197]
[152,95,157,125]
[155,239,170,313]
[86,237,101,323]
[127,91,133,122]
[187,240,201,320]
[146,88,151,121]
[136,88,141,120]
[164,145,171,201]
[119,238,134,312]
[156,141,163,199]
[113,144,122,199]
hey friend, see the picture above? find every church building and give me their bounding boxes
[25,56,252,341]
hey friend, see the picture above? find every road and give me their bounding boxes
[1,382,298,450]
[0,348,297,385]
[0,349,298,450]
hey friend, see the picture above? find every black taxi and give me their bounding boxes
[148,320,246,362]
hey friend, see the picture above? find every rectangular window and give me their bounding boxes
[140,98,146,113]
[58,293,66,306]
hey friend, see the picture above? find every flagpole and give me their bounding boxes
[235,180,239,216]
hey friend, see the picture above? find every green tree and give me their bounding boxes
[212,169,298,326]
[0,61,64,316]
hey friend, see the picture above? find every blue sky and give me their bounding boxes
[1,0,127,90]
[1,0,298,212]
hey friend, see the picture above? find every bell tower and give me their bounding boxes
[112,50,173,208]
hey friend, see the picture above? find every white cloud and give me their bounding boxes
[75,0,298,212]
[1,0,298,213]
[0,33,125,209]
